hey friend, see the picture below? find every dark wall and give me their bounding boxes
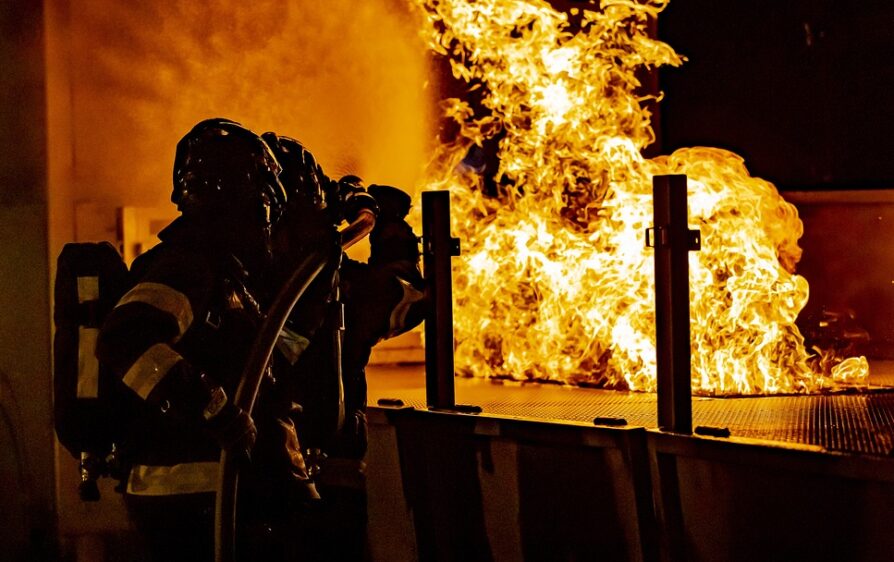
[0,0,47,205]
[0,0,55,559]
[658,0,894,189]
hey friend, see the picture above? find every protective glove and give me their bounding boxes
[206,400,258,463]
[337,175,379,224]
[276,414,321,502]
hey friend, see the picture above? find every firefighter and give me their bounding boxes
[321,181,425,561]
[263,133,425,560]
[95,118,288,562]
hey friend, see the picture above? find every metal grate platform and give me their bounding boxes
[367,364,894,457]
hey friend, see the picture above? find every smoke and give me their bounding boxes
[66,0,434,207]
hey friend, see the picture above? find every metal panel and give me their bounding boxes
[647,431,894,562]
[366,407,656,562]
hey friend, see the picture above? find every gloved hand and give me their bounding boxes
[337,175,379,223]
[275,415,321,502]
[206,401,257,463]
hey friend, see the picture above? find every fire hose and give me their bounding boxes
[215,208,377,562]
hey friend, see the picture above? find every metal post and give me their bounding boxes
[422,191,461,410]
[648,175,699,434]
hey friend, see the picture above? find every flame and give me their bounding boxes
[410,0,869,394]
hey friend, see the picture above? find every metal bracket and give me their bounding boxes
[645,227,701,251]
[450,237,462,256]
[593,416,628,427]
[694,425,732,438]
[424,236,461,257]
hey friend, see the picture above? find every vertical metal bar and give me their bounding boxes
[652,174,694,434]
[422,190,458,410]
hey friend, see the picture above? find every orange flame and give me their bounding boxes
[410,0,868,394]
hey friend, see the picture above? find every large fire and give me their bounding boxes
[410,0,869,394]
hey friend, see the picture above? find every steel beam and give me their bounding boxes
[649,175,699,434]
[422,191,461,410]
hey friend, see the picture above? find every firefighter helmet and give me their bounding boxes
[172,118,288,227]
[260,132,327,212]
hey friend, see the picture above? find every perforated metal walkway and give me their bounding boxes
[367,363,894,457]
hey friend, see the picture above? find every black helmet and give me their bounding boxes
[173,118,288,227]
[260,132,327,212]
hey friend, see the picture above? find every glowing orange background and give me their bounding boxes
[55,0,435,209]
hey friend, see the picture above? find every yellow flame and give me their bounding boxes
[410,0,868,394]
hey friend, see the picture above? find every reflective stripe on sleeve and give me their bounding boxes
[116,282,194,341]
[77,276,99,303]
[77,327,100,398]
[126,462,219,496]
[122,343,183,400]
[387,277,425,339]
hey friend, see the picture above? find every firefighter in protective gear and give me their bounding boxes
[307,181,424,561]
[263,132,425,561]
[220,133,344,558]
[96,118,287,562]
[258,134,354,517]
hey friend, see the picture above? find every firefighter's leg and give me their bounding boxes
[309,458,369,562]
